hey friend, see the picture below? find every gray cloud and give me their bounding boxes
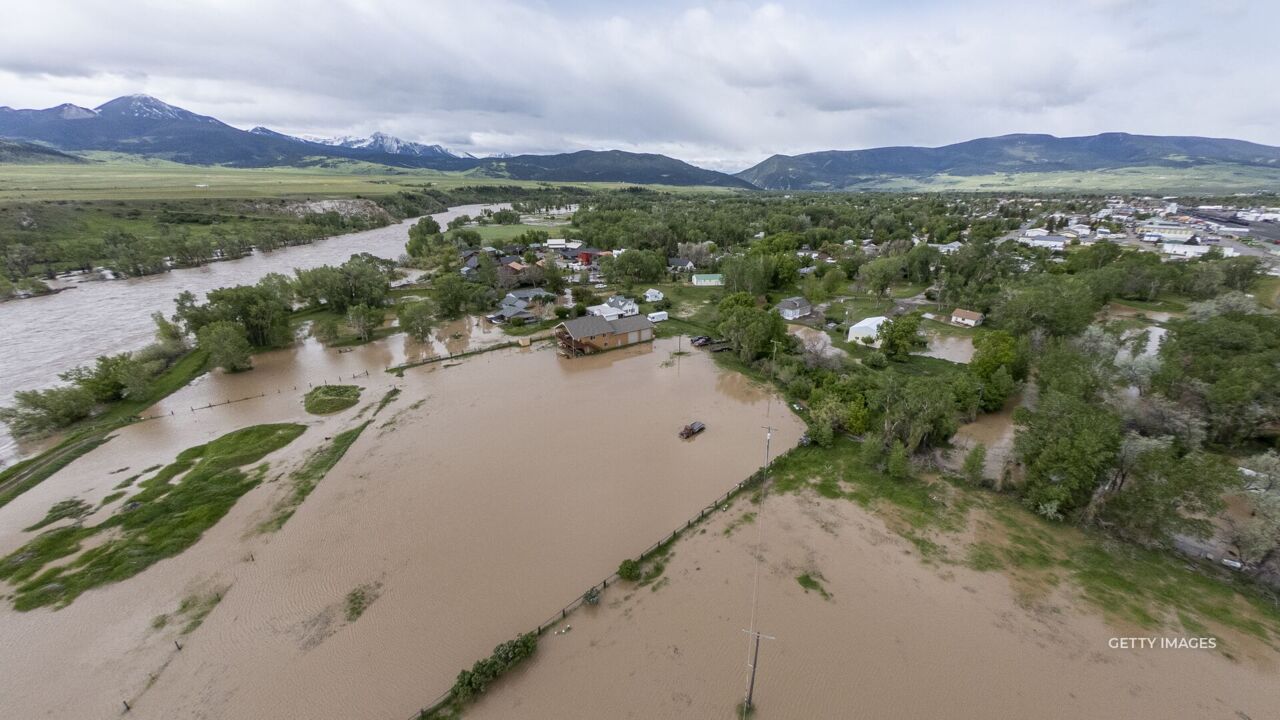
[1,0,1277,171]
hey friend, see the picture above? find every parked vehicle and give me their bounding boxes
[647,311,669,322]
[679,421,706,439]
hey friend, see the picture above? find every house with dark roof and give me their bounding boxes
[668,257,696,273]
[776,296,812,320]
[555,315,655,356]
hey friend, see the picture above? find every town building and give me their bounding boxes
[950,308,985,327]
[555,315,655,356]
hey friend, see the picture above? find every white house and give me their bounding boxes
[847,316,887,343]
[1023,228,1050,238]
[643,288,664,302]
[930,241,963,255]
[776,296,812,321]
[605,295,639,317]
[951,308,985,327]
[586,303,623,322]
[1018,235,1067,251]
[1162,243,1237,259]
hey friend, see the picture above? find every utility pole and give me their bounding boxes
[741,425,777,717]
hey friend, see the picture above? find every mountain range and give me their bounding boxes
[2,95,1280,191]
[736,133,1280,190]
[0,95,751,187]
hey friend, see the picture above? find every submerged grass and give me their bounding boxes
[303,384,362,414]
[23,498,92,532]
[372,387,401,417]
[260,421,370,533]
[0,423,305,610]
[796,572,832,600]
[345,581,382,622]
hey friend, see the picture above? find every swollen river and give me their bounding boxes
[0,204,505,467]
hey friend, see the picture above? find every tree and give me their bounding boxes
[346,304,383,341]
[434,273,472,318]
[312,317,340,344]
[858,256,904,297]
[1013,391,1122,520]
[396,301,434,342]
[887,440,910,481]
[875,375,959,453]
[962,444,987,484]
[406,216,442,260]
[716,294,788,363]
[600,250,665,287]
[970,330,1026,382]
[876,313,921,361]
[197,320,252,372]
[1095,439,1234,546]
[542,262,566,295]
[1234,493,1280,577]
[0,385,96,436]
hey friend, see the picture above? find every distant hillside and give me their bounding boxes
[0,139,84,164]
[481,150,758,189]
[0,95,752,187]
[736,133,1280,190]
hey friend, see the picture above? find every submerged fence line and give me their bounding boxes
[387,339,540,375]
[134,370,373,421]
[409,447,797,719]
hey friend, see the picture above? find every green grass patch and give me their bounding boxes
[23,498,92,532]
[0,423,305,610]
[796,572,832,600]
[260,421,370,533]
[966,542,1005,571]
[303,385,362,414]
[98,491,125,507]
[345,581,382,622]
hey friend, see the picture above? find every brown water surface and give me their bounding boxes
[0,336,802,719]
[467,492,1280,720]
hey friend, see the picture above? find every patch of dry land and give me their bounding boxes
[0,336,803,719]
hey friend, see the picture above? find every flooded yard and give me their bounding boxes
[465,491,1280,720]
[0,336,803,719]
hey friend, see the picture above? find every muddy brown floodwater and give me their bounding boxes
[466,492,1280,720]
[0,203,509,469]
[0,336,803,719]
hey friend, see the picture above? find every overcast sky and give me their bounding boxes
[1,0,1276,171]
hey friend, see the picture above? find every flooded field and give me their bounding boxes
[0,203,506,468]
[918,329,975,363]
[0,336,803,719]
[466,491,1280,720]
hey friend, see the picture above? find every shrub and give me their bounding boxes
[863,351,888,369]
[618,558,642,582]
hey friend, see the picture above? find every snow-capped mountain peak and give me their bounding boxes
[94,94,216,123]
[293,131,457,158]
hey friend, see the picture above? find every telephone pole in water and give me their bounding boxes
[741,425,778,716]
